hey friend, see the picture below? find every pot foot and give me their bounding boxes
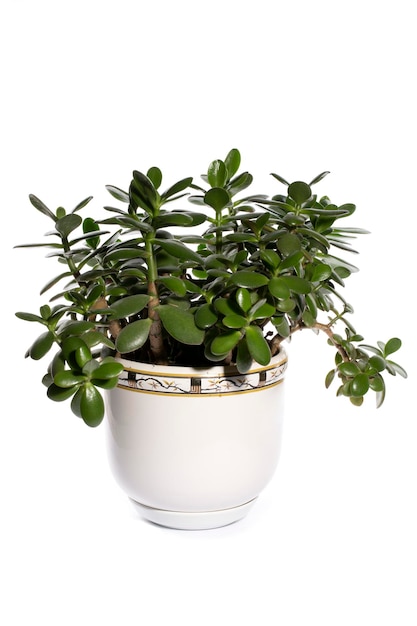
[129,498,258,530]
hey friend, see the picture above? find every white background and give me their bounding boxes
[1,1,415,624]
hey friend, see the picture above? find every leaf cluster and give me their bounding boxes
[15,150,407,425]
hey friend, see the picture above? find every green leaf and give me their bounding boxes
[236,337,253,374]
[154,238,202,264]
[16,311,45,323]
[157,276,187,297]
[282,275,311,294]
[245,325,271,366]
[277,233,302,256]
[147,167,163,189]
[161,177,193,201]
[105,185,130,203]
[309,171,330,185]
[384,337,402,356]
[288,181,312,204]
[210,330,242,355]
[338,362,360,377]
[204,188,230,211]
[56,214,82,237]
[222,314,247,329]
[351,373,369,397]
[208,160,228,188]
[227,172,253,196]
[194,303,218,329]
[82,217,100,248]
[236,288,252,313]
[91,360,124,380]
[260,249,280,270]
[47,383,77,402]
[72,383,105,427]
[369,375,384,392]
[272,316,290,337]
[29,194,57,221]
[28,330,54,360]
[54,370,86,388]
[270,173,290,186]
[249,301,275,320]
[157,305,204,345]
[311,263,332,282]
[109,294,150,319]
[154,212,193,228]
[40,271,73,295]
[368,355,386,372]
[224,149,241,179]
[229,271,269,289]
[132,170,159,212]
[325,369,336,388]
[115,318,152,353]
[268,277,291,300]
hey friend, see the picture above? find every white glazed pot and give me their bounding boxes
[105,348,287,530]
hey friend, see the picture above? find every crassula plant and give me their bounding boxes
[15,149,406,426]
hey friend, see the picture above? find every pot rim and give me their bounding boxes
[116,346,287,378]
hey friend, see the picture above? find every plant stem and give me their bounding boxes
[270,321,350,361]
[145,236,167,364]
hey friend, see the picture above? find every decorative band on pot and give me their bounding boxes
[117,354,288,396]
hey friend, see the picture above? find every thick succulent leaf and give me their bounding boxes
[105,185,130,203]
[132,170,159,211]
[56,214,82,237]
[210,330,242,355]
[54,370,86,388]
[351,373,370,397]
[90,360,124,380]
[154,212,193,228]
[108,294,150,319]
[222,314,247,329]
[224,149,241,179]
[29,194,57,221]
[245,325,271,366]
[161,177,193,201]
[204,187,230,211]
[288,181,312,204]
[236,337,253,373]
[270,173,290,186]
[115,318,152,353]
[229,271,269,289]
[154,238,202,264]
[309,171,330,185]
[236,288,252,313]
[195,303,218,329]
[277,233,302,256]
[384,337,402,356]
[157,305,204,345]
[147,167,163,189]
[227,172,253,197]
[268,278,291,300]
[47,383,78,402]
[74,383,105,427]
[29,330,55,360]
[16,311,45,323]
[208,160,228,188]
[157,276,187,297]
[282,275,312,294]
[72,196,93,213]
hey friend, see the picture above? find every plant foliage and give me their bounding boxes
[15,150,406,425]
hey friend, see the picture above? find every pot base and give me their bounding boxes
[129,498,258,530]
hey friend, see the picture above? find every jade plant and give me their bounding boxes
[15,149,406,426]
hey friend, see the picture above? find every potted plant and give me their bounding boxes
[15,149,406,529]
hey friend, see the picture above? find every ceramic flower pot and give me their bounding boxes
[105,348,287,530]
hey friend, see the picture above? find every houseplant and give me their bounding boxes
[15,149,406,528]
